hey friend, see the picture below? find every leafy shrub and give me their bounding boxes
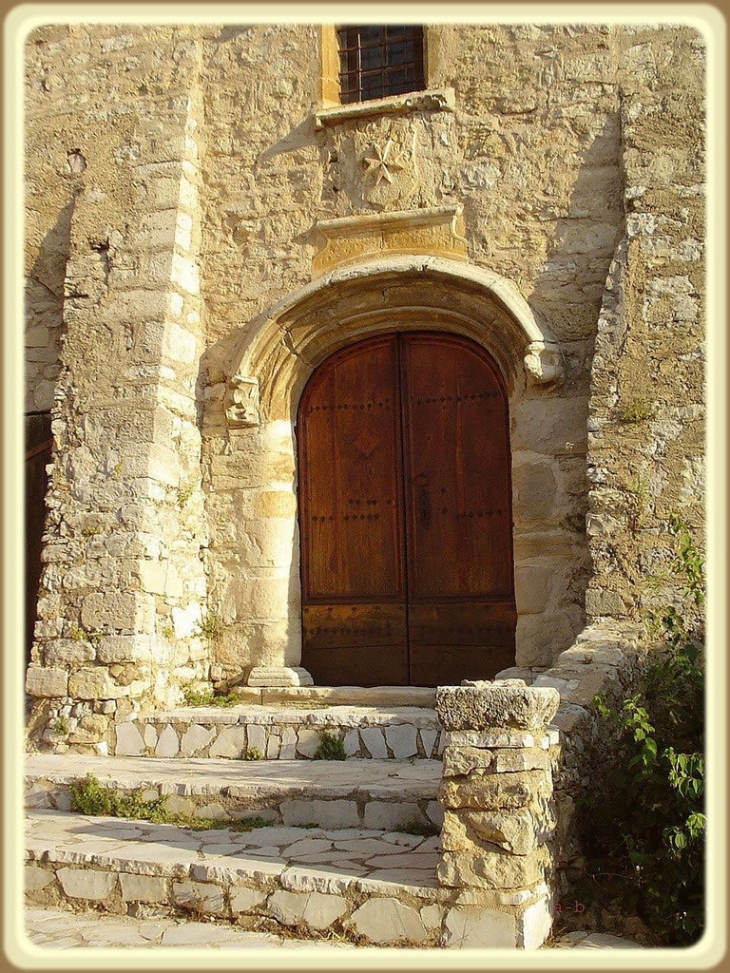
[181,683,236,708]
[241,747,263,760]
[314,731,346,761]
[577,515,705,945]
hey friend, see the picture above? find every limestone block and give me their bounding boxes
[193,804,228,820]
[438,771,552,811]
[361,727,388,759]
[97,635,155,664]
[426,801,444,827]
[230,886,267,913]
[420,903,442,931]
[43,640,96,665]
[512,461,559,525]
[172,603,202,638]
[438,847,549,890]
[69,667,116,700]
[420,729,439,758]
[442,746,551,778]
[116,722,146,756]
[446,729,551,750]
[164,795,195,817]
[384,723,418,758]
[363,802,424,831]
[247,724,267,754]
[343,729,360,756]
[266,733,280,759]
[172,881,227,915]
[180,724,215,756]
[119,873,167,902]
[514,564,552,614]
[25,866,55,892]
[81,592,139,631]
[143,724,158,748]
[442,746,495,777]
[296,728,320,758]
[247,666,313,687]
[209,725,246,758]
[57,868,117,900]
[155,724,180,757]
[436,683,560,731]
[254,491,297,518]
[25,667,68,698]
[518,895,553,949]
[268,890,348,930]
[279,726,297,759]
[442,903,517,948]
[281,799,360,829]
[441,808,550,855]
[348,898,428,945]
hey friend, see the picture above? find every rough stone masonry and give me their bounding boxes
[23,22,705,747]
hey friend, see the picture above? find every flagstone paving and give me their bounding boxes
[22,907,644,950]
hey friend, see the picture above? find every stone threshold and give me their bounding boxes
[115,703,443,761]
[25,810,548,948]
[229,686,438,707]
[26,754,444,831]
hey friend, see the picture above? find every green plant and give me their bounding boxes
[241,746,263,760]
[577,516,705,946]
[394,818,440,837]
[161,621,175,640]
[623,474,650,535]
[178,484,194,506]
[181,683,236,708]
[195,611,219,643]
[314,731,346,761]
[620,396,656,423]
[68,774,272,833]
[52,717,68,735]
[67,624,103,646]
[81,524,101,536]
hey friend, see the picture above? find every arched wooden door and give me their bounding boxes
[297,332,516,687]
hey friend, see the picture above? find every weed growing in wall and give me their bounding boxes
[577,515,705,945]
[314,731,346,760]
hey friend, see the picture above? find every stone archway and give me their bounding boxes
[211,255,567,687]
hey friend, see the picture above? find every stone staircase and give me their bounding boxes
[24,684,558,949]
[25,688,454,947]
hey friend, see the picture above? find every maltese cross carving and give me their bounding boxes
[362,137,406,186]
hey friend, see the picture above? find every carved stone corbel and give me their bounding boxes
[524,341,564,386]
[225,375,260,427]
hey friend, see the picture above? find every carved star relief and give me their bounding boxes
[362,137,406,185]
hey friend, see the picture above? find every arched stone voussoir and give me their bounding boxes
[228,256,563,422]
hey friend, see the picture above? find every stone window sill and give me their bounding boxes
[314,87,455,130]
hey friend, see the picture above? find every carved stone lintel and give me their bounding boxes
[524,342,564,386]
[225,375,260,427]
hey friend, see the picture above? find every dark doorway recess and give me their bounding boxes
[25,413,52,668]
[297,332,516,687]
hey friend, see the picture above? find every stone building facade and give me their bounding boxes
[23,20,706,750]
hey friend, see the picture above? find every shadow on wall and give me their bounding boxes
[25,197,75,413]
[527,114,627,641]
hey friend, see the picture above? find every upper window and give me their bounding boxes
[337,25,425,104]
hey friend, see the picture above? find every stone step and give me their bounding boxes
[114,704,444,761]
[230,686,438,707]
[25,809,548,947]
[26,754,444,832]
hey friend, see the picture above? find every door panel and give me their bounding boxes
[297,336,408,685]
[297,331,516,687]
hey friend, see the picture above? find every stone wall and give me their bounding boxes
[25,25,210,749]
[435,680,561,948]
[23,21,706,740]
[585,26,706,619]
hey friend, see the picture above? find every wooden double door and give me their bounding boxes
[297,332,516,687]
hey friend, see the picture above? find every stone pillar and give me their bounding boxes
[436,679,560,949]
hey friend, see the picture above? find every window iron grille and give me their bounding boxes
[337,25,425,104]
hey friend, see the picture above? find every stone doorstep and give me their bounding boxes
[25,810,552,948]
[116,705,444,761]
[231,686,438,708]
[26,754,444,831]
